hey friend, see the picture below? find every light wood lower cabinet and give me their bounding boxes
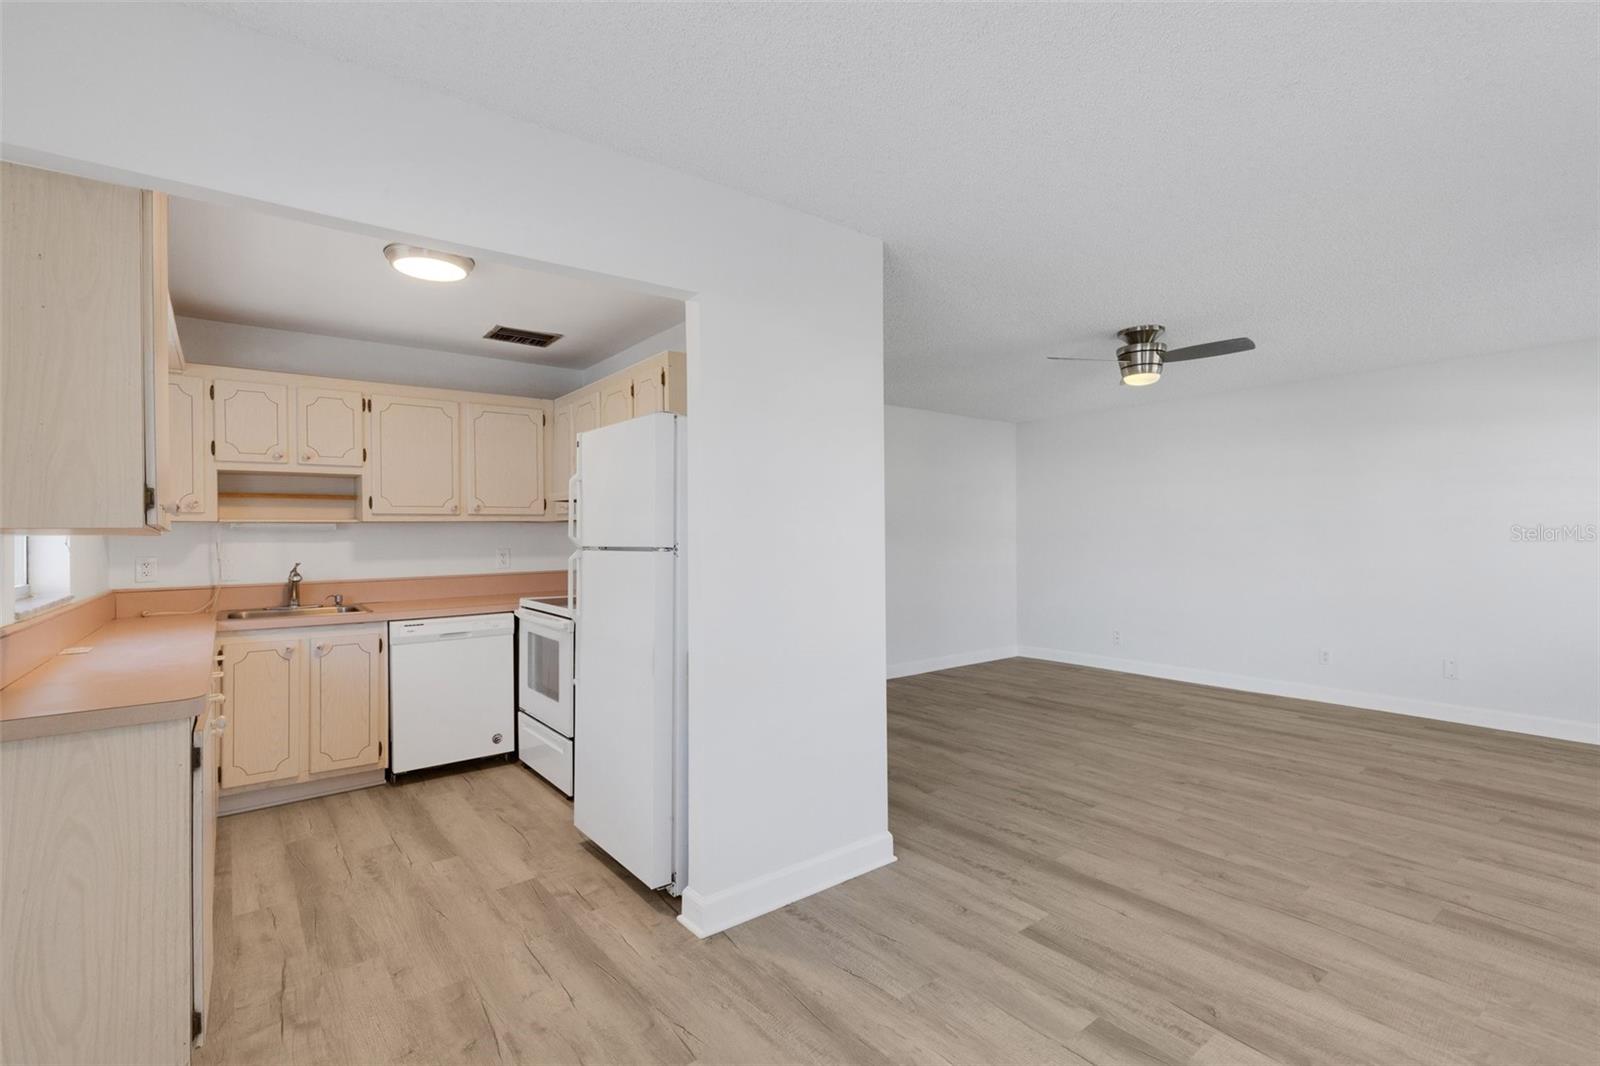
[220,637,303,788]
[219,624,388,794]
[2,717,195,1064]
[307,630,387,774]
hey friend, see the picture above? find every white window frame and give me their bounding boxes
[11,536,28,599]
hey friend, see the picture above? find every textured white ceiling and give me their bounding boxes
[169,197,683,369]
[206,2,1598,422]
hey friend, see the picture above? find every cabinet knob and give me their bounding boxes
[314,642,330,656]
[270,449,285,460]
[452,504,460,514]
[473,503,483,514]
[279,645,295,659]
[302,451,313,462]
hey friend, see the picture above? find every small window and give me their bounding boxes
[11,536,28,599]
[12,535,71,617]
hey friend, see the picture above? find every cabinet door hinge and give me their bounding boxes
[378,636,384,653]
[362,447,367,462]
[192,1010,203,1041]
[630,384,635,398]
[191,745,202,771]
[378,740,385,758]
[208,384,214,400]
[144,484,156,512]
[210,440,216,456]
[661,368,667,386]
[217,766,222,785]
[368,495,374,511]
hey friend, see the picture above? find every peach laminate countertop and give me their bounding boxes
[212,593,526,632]
[1,593,530,741]
[0,615,217,742]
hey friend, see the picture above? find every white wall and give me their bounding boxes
[106,522,574,590]
[176,316,585,398]
[581,322,687,386]
[885,406,1017,676]
[1017,342,1600,743]
[5,2,889,935]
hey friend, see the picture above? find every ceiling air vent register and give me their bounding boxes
[483,325,564,348]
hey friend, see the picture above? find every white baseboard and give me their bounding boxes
[1017,646,1598,745]
[678,830,896,938]
[887,645,1019,679]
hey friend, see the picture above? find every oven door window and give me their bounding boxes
[528,629,562,704]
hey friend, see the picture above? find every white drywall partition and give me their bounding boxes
[1017,342,1599,743]
[885,406,1018,676]
[3,3,891,934]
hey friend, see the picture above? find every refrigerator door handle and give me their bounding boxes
[567,474,580,545]
[566,550,580,616]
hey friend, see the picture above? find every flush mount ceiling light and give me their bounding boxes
[383,243,475,282]
[1047,325,1257,387]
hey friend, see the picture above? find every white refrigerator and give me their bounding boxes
[571,413,687,894]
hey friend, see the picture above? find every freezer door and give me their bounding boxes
[573,549,676,888]
[576,413,678,549]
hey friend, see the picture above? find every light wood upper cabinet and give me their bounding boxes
[1,162,170,532]
[464,403,545,516]
[368,394,461,515]
[213,379,290,466]
[548,399,576,507]
[220,639,303,789]
[307,631,386,775]
[598,376,633,427]
[167,374,213,520]
[296,386,365,469]
[631,358,667,417]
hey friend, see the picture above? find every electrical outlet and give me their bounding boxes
[134,558,157,583]
[1319,648,1332,666]
[494,548,511,570]
[1443,657,1459,681]
[1112,629,1121,647]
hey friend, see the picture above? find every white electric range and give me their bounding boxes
[514,593,576,795]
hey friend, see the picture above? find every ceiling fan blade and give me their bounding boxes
[1045,356,1110,362]
[1162,337,1256,362]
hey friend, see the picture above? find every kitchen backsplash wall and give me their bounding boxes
[106,521,576,589]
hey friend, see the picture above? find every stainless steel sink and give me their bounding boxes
[224,605,369,620]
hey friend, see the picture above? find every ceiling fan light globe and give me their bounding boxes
[1120,361,1162,387]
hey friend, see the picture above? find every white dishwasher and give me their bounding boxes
[389,613,515,775]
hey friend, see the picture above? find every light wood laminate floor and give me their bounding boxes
[197,658,1599,1065]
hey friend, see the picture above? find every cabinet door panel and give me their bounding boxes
[167,374,212,520]
[598,377,632,427]
[368,395,460,515]
[296,387,364,469]
[213,379,290,465]
[308,632,386,775]
[631,358,666,417]
[220,639,303,788]
[465,403,544,515]
[549,401,575,504]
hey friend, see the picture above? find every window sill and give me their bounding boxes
[13,591,73,620]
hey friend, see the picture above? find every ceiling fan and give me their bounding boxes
[1048,325,1256,387]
